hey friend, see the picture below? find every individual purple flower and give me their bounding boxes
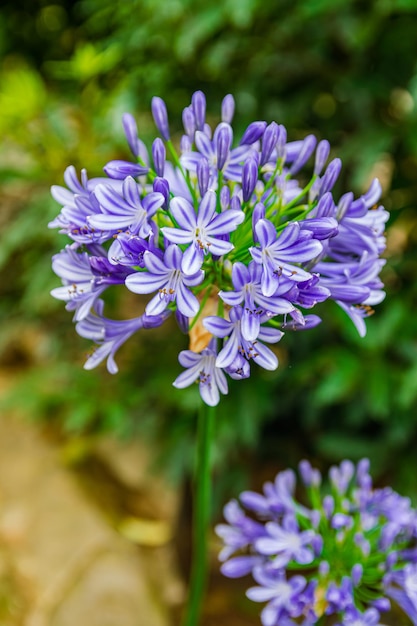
[317,253,386,304]
[250,219,323,296]
[219,261,295,341]
[76,301,169,374]
[204,306,283,371]
[240,469,297,518]
[284,274,331,310]
[173,340,228,406]
[49,166,122,244]
[162,190,245,274]
[255,517,315,568]
[89,176,165,237]
[247,566,307,626]
[125,244,204,317]
[51,245,109,321]
[216,499,267,564]
[106,232,159,267]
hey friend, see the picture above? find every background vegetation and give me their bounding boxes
[1,0,417,503]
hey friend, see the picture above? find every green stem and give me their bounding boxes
[182,402,216,626]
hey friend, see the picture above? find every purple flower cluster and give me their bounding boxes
[49,92,388,405]
[217,459,417,626]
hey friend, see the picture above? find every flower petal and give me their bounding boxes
[181,244,204,275]
[170,197,197,230]
[161,227,193,245]
[125,272,167,294]
[176,281,200,317]
[197,190,217,227]
[207,208,245,236]
[216,332,239,368]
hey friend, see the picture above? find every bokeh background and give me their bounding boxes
[1,0,417,623]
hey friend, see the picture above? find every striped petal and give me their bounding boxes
[216,332,239,368]
[88,214,132,230]
[252,342,278,370]
[161,227,193,245]
[241,309,260,342]
[170,197,197,230]
[145,293,169,316]
[195,131,215,160]
[232,262,250,289]
[203,316,233,338]
[176,281,200,317]
[164,244,182,269]
[200,377,220,407]
[205,236,234,256]
[219,290,243,306]
[207,209,245,236]
[180,152,203,171]
[178,350,202,367]
[173,362,202,388]
[125,272,167,294]
[143,251,168,274]
[142,191,165,216]
[255,219,277,247]
[181,244,204,275]
[94,184,134,216]
[197,190,216,227]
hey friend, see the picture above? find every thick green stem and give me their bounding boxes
[182,402,216,626]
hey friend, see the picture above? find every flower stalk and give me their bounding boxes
[182,402,216,626]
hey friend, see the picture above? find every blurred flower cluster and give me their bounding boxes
[217,459,417,626]
[49,91,387,405]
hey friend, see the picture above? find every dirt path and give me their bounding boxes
[0,409,182,626]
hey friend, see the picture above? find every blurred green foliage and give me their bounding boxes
[2,0,417,494]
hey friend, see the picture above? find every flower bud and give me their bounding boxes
[314,139,330,176]
[192,90,206,130]
[242,157,259,202]
[152,138,166,177]
[151,96,170,141]
[240,121,267,145]
[221,94,235,124]
[182,105,196,137]
[122,113,140,157]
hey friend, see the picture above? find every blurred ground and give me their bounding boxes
[0,375,185,626]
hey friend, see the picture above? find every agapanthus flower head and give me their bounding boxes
[50,92,388,406]
[217,459,417,626]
